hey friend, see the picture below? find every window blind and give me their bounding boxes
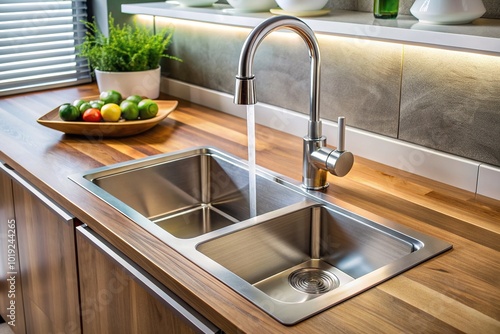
[0,0,91,96]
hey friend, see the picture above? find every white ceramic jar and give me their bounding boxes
[410,0,486,25]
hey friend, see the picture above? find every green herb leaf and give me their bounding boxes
[78,14,181,73]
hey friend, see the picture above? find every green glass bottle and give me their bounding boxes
[374,0,399,19]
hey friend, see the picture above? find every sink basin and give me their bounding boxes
[198,204,417,294]
[196,202,451,323]
[71,147,305,239]
[70,146,452,325]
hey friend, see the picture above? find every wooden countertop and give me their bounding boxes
[1,84,499,333]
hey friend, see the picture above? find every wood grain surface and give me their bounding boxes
[76,228,199,334]
[0,83,499,333]
[0,170,26,334]
[12,181,80,333]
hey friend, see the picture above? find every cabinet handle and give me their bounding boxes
[76,225,220,334]
[0,162,74,223]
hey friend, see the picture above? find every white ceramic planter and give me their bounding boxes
[410,0,486,25]
[95,67,161,99]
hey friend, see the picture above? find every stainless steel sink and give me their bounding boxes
[70,147,452,325]
[72,147,305,239]
[195,202,451,323]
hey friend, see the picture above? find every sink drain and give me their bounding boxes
[288,268,339,294]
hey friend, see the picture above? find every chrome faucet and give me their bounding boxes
[234,15,354,190]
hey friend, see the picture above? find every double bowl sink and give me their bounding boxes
[70,147,452,325]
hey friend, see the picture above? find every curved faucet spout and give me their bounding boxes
[234,15,353,190]
[234,15,322,139]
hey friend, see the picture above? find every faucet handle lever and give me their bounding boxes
[325,116,353,177]
[337,116,346,152]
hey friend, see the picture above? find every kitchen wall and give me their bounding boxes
[97,0,500,168]
[158,18,500,168]
[89,0,154,32]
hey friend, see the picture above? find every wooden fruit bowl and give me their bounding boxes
[37,97,178,138]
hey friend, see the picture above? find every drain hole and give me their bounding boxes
[288,268,339,294]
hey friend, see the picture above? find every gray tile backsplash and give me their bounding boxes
[400,46,500,166]
[164,23,244,93]
[318,36,402,138]
[230,33,402,137]
[160,18,500,167]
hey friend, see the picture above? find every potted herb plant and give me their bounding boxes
[78,14,181,99]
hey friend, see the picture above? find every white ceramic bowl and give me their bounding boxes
[168,0,218,7]
[226,0,277,12]
[275,0,328,12]
[410,0,486,25]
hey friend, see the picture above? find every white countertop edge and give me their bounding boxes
[161,77,500,200]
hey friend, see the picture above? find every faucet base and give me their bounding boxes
[302,134,354,189]
[302,180,329,191]
[302,136,329,190]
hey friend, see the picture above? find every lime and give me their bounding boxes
[72,99,87,110]
[79,102,92,116]
[59,103,80,121]
[90,100,105,110]
[138,99,159,119]
[125,95,143,105]
[101,103,121,122]
[120,101,139,120]
[99,90,122,105]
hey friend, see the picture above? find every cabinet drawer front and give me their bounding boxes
[77,225,220,334]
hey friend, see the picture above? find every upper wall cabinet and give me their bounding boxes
[122,3,500,56]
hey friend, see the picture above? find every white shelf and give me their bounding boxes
[122,2,500,55]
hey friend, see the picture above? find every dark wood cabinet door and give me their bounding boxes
[76,226,218,334]
[12,180,80,334]
[0,167,26,334]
